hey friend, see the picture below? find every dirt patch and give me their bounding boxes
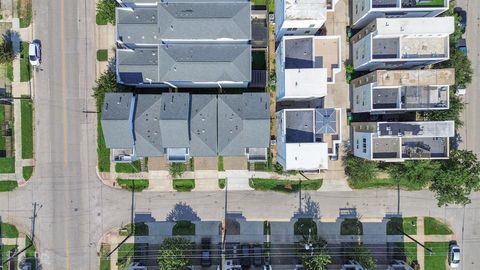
[223,156,248,170]
[147,157,169,171]
[194,157,218,170]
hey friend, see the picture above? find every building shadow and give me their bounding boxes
[293,194,321,219]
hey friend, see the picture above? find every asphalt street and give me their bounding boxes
[0,0,477,269]
[457,0,480,157]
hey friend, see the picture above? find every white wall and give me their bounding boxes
[352,83,373,113]
[353,132,373,160]
[276,20,324,41]
[353,34,372,70]
[352,0,371,28]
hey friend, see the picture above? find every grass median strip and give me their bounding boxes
[117,178,149,192]
[0,180,17,192]
[97,49,108,62]
[115,160,141,173]
[386,217,417,235]
[173,179,195,192]
[424,242,448,270]
[20,42,31,82]
[1,223,19,238]
[100,244,111,270]
[249,178,322,192]
[21,99,33,159]
[97,116,110,172]
[424,217,453,235]
[23,166,33,181]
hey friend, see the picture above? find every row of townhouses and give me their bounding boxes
[101,0,457,174]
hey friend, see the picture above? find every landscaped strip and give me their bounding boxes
[25,235,37,270]
[19,42,31,82]
[18,0,32,28]
[117,178,149,192]
[424,217,453,235]
[97,116,110,172]
[1,245,17,268]
[172,220,195,235]
[21,99,33,159]
[173,179,195,192]
[97,49,108,62]
[218,156,224,171]
[0,180,17,192]
[218,178,225,189]
[0,223,19,238]
[23,166,33,181]
[424,242,448,270]
[117,243,136,269]
[340,218,363,235]
[0,157,14,173]
[119,222,149,236]
[115,160,141,173]
[100,244,111,270]
[249,178,322,192]
[386,217,417,235]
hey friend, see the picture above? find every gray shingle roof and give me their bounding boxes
[116,1,250,44]
[101,93,134,149]
[117,44,251,84]
[190,95,218,156]
[315,108,337,134]
[218,93,270,156]
[134,94,164,157]
[159,93,190,148]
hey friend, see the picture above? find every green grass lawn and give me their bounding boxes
[97,116,110,172]
[25,236,37,270]
[1,223,19,238]
[97,49,108,62]
[117,178,149,192]
[387,217,417,235]
[424,217,453,235]
[23,166,33,181]
[100,244,111,270]
[115,160,141,173]
[6,61,13,82]
[424,242,449,270]
[119,222,149,236]
[172,220,196,235]
[96,13,108,25]
[218,156,224,171]
[0,158,15,173]
[249,178,322,192]
[294,218,317,236]
[252,51,266,70]
[268,0,274,12]
[218,178,225,189]
[20,42,31,82]
[416,0,445,6]
[392,242,418,266]
[117,243,136,268]
[0,105,5,151]
[1,244,17,269]
[340,218,363,235]
[18,0,32,28]
[21,99,33,159]
[0,180,18,192]
[173,178,195,192]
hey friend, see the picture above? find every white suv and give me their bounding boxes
[28,42,41,66]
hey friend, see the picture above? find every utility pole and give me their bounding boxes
[396,226,433,253]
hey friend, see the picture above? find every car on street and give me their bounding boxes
[201,238,211,267]
[454,7,467,33]
[448,242,461,268]
[240,244,251,268]
[252,244,262,266]
[28,42,41,66]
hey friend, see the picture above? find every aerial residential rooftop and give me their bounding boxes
[352,17,454,71]
[351,69,454,113]
[101,93,135,150]
[101,93,270,161]
[352,121,454,161]
[276,35,341,100]
[116,0,251,44]
[116,44,251,86]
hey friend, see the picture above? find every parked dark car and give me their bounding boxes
[252,244,263,266]
[201,238,211,267]
[454,7,467,33]
[240,244,252,268]
[457,38,467,55]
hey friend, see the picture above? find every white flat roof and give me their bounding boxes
[284,0,327,20]
[375,17,454,36]
[284,68,328,98]
[285,143,328,170]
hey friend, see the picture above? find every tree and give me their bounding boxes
[169,163,186,178]
[348,244,376,270]
[96,0,117,25]
[299,236,331,270]
[442,4,462,47]
[158,237,192,270]
[344,155,378,183]
[389,160,441,190]
[0,33,15,64]
[430,150,480,206]
[436,50,473,86]
[92,68,117,110]
[426,92,464,127]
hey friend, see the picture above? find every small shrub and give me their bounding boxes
[173,179,195,192]
[97,49,108,61]
[218,178,226,189]
[117,178,149,192]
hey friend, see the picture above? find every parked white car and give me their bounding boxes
[28,42,41,66]
[448,242,461,268]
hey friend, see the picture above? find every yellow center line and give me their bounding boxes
[59,0,71,269]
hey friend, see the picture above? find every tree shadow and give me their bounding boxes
[293,194,320,219]
[165,202,201,222]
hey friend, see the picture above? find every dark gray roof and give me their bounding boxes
[315,108,337,134]
[101,93,134,149]
[159,93,190,148]
[285,38,313,69]
[285,110,314,143]
[116,1,250,43]
[117,44,251,84]
[218,93,270,156]
[190,95,218,156]
[134,95,164,157]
